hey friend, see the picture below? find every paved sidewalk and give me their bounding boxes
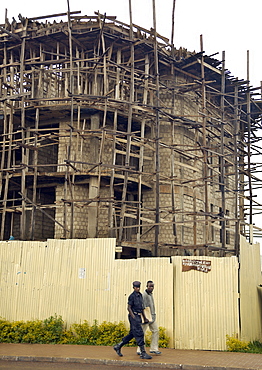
[0,343,262,369]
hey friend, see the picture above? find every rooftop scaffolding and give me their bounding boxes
[0,9,262,257]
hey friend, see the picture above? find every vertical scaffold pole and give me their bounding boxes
[246,50,253,242]
[220,51,226,253]
[152,0,160,257]
[200,35,208,254]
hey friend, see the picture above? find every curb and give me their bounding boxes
[0,355,260,370]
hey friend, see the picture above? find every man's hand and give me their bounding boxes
[143,318,149,324]
[127,304,135,319]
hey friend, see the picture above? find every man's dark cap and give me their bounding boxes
[133,281,141,287]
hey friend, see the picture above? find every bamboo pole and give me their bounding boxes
[0,43,8,239]
[220,51,226,254]
[19,19,28,240]
[171,118,178,245]
[171,0,176,47]
[0,111,12,240]
[200,35,208,254]
[29,108,39,240]
[234,84,240,254]
[170,75,178,245]
[136,53,150,257]
[108,49,121,239]
[66,0,75,239]
[108,110,118,239]
[246,50,253,242]
[118,0,135,245]
[152,0,160,257]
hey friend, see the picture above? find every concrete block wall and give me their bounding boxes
[45,70,237,254]
[9,188,55,241]
[29,138,58,173]
[27,188,55,240]
[58,118,114,174]
[97,186,111,238]
[55,114,123,240]
[55,183,89,239]
[139,72,236,254]
[71,184,89,238]
[57,120,101,173]
[33,208,55,240]
[54,183,112,240]
[57,121,85,172]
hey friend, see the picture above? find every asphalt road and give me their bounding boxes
[0,361,157,370]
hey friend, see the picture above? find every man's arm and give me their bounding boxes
[141,310,149,324]
[127,304,135,319]
[142,291,150,309]
[141,293,149,323]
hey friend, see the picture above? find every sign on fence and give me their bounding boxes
[182,259,211,273]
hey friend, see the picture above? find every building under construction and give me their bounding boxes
[1,10,262,258]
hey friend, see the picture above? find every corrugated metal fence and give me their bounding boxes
[0,239,173,344]
[239,235,262,341]
[173,256,239,350]
[0,237,261,350]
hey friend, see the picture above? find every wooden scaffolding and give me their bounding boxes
[0,8,262,257]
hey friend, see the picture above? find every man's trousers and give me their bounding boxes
[137,320,159,352]
[122,314,145,347]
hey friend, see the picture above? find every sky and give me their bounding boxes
[0,0,261,87]
[1,0,262,246]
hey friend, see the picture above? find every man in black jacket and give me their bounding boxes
[113,281,152,359]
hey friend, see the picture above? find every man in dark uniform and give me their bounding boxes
[113,281,152,359]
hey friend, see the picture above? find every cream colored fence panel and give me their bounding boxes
[111,258,174,346]
[239,235,262,341]
[172,256,239,350]
[0,239,116,324]
[0,241,48,320]
[41,238,116,325]
[1,239,248,350]
[0,239,173,346]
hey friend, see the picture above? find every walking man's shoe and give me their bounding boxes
[139,345,152,359]
[140,352,152,359]
[113,342,124,357]
[150,350,162,355]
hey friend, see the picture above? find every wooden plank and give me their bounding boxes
[115,149,151,161]
[28,11,81,21]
